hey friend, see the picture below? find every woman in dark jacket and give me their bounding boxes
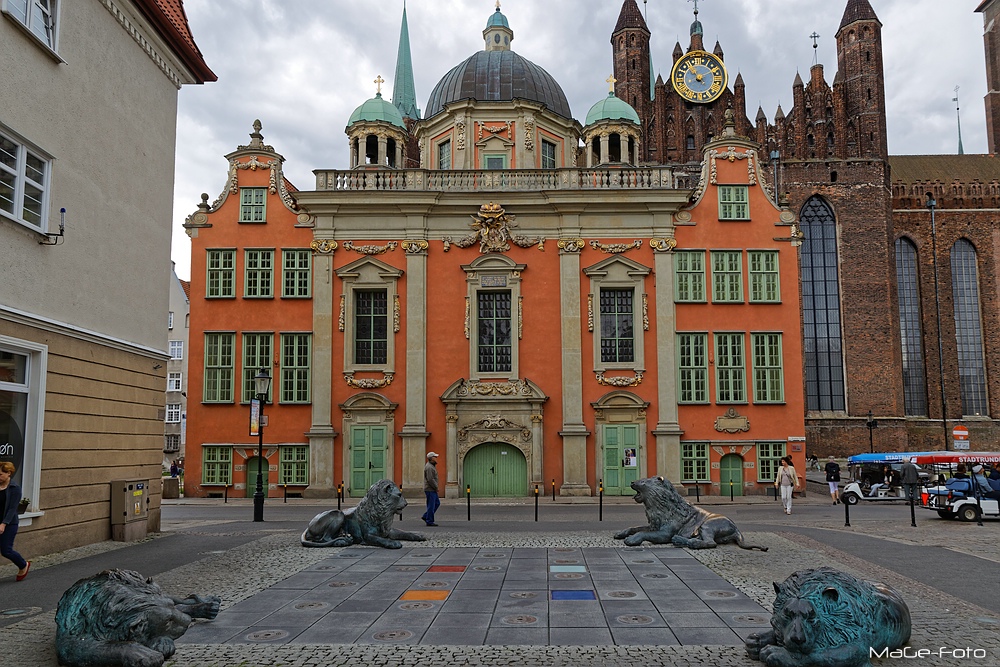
[0,461,30,580]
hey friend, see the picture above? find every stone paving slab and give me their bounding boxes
[176,546,769,648]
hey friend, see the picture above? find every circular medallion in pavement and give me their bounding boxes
[501,614,538,625]
[509,591,538,599]
[337,553,362,558]
[419,581,449,588]
[483,553,507,558]
[245,630,289,642]
[399,602,434,611]
[554,573,584,579]
[474,565,501,571]
[642,573,669,579]
[553,559,578,564]
[373,629,413,642]
[733,614,769,624]
[705,590,738,598]
[606,591,637,599]
[631,559,654,563]
[394,566,420,571]
[293,601,328,610]
[617,614,655,625]
[328,581,357,588]
[1,607,41,617]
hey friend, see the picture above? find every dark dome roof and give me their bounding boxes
[425,50,572,120]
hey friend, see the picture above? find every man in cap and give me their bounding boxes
[971,464,991,496]
[422,452,440,526]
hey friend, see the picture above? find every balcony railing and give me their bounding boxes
[314,167,696,193]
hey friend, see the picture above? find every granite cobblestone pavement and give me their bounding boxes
[1,493,998,666]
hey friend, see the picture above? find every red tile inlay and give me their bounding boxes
[427,565,467,573]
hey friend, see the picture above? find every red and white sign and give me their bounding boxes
[952,425,970,450]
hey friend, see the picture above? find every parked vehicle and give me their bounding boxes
[840,452,934,505]
[911,451,1000,521]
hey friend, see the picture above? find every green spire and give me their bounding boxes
[392,2,421,120]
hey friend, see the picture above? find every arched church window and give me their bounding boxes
[951,240,989,416]
[686,135,695,150]
[895,238,927,416]
[799,197,846,412]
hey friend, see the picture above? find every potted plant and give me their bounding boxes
[17,498,29,514]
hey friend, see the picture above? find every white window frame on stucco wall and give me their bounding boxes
[0,334,46,526]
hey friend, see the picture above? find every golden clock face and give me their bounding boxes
[671,50,728,104]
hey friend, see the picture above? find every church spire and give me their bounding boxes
[392,1,421,120]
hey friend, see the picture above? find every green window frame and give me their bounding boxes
[681,442,709,482]
[241,333,272,403]
[714,333,746,403]
[202,446,232,485]
[355,289,388,365]
[483,154,507,170]
[280,333,311,403]
[599,288,635,364]
[752,332,784,403]
[675,250,706,302]
[239,187,266,223]
[282,249,311,298]
[677,333,708,403]
[244,249,274,298]
[749,250,780,303]
[203,333,234,403]
[757,442,786,483]
[279,445,309,485]
[206,249,235,298]
[711,250,743,303]
[719,185,749,220]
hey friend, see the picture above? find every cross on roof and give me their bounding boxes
[374,74,384,95]
[689,0,701,16]
[810,32,820,49]
[607,74,617,93]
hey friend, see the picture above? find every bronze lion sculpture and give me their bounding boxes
[55,568,220,667]
[301,478,426,549]
[613,476,767,550]
[746,567,911,667]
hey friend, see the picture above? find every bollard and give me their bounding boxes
[467,485,471,521]
[552,478,556,501]
[599,480,604,522]
[730,479,734,501]
[695,484,700,503]
[283,484,287,504]
[844,497,851,527]
[337,483,342,511]
[909,492,917,528]
[534,484,539,522]
[224,485,229,503]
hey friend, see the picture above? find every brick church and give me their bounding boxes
[181,0,1000,501]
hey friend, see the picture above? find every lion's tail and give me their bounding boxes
[735,531,769,551]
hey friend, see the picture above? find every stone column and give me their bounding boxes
[304,240,337,497]
[586,136,593,168]
[599,135,610,166]
[445,413,459,496]
[377,135,388,167]
[651,234,683,483]
[400,239,430,498]
[395,143,403,170]
[558,231,591,495]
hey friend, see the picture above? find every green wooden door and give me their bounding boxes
[719,453,744,497]
[349,425,387,497]
[245,456,267,498]
[603,425,639,495]
[464,442,528,497]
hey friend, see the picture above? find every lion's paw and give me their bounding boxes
[613,530,628,540]
[760,644,800,667]
[623,535,644,546]
[744,630,772,660]
[121,644,166,667]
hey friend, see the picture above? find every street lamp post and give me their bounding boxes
[926,194,949,451]
[865,410,878,453]
[253,368,271,522]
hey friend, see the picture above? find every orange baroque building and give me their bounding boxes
[183,4,805,500]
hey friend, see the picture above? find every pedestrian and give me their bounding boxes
[0,461,30,581]
[774,456,801,515]
[421,451,440,527]
[170,460,179,478]
[899,458,921,503]
[824,455,841,504]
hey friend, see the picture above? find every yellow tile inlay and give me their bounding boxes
[400,589,450,601]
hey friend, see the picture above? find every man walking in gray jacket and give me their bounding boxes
[422,452,440,526]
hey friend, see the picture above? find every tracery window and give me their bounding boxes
[894,238,926,416]
[951,240,988,416]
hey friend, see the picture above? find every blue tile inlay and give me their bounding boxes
[549,565,587,573]
[551,590,597,601]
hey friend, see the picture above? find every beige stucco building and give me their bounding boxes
[0,1,213,554]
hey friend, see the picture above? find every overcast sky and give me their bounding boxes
[171,0,989,280]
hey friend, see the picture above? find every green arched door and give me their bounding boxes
[246,456,268,498]
[719,453,744,497]
[464,442,528,497]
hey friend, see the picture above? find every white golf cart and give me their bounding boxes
[912,451,1000,522]
[839,452,933,505]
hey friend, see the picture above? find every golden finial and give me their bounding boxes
[606,74,617,93]
[374,74,385,95]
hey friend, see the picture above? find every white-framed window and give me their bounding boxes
[355,290,388,365]
[681,442,709,482]
[164,434,180,453]
[201,445,232,485]
[718,185,749,220]
[165,403,182,423]
[337,257,402,374]
[584,256,651,373]
[168,311,174,330]
[756,442,786,483]
[279,445,309,485]
[167,372,182,392]
[244,249,274,298]
[282,249,311,298]
[168,341,184,360]
[241,332,272,403]
[2,0,59,53]
[599,288,635,364]
[0,337,46,523]
[0,124,50,231]
[239,187,266,223]
[464,255,525,380]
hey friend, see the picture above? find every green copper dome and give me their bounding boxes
[585,92,640,126]
[348,93,406,129]
[486,7,509,29]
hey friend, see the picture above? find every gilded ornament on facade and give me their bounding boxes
[557,238,586,253]
[714,407,750,433]
[450,202,541,253]
[344,373,394,389]
[649,238,677,252]
[338,294,346,332]
[642,294,649,331]
[595,372,643,387]
[311,239,338,254]
[587,294,594,332]
[458,414,531,442]
[343,241,398,255]
[464,297,470,339]
[588,239,642,254]
[401,239,429,254]
[518,295,523,340]
[393,295,400,333]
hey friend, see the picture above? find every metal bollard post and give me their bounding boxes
[844,498,851,527]
[283,484,287,504]
[224,485,229,503]
[730,479,734,501]
[534,485,539,522]
[467,485,471,521]
[695,484,700,503]
[909,492,917,527]
[337,483,342,510]
[552,478,556,501]
[599,480,604,522]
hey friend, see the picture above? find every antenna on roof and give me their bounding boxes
[953,85,964,155]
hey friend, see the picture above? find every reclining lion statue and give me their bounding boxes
[301,478,426,549]
[55,568,220,667]
[614,476,767,550]
[746,567,911,667]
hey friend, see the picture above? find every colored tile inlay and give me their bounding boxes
[427,566,467,573]
[551,590,597,601]
[400,590,450,601]
[549,565,587,573]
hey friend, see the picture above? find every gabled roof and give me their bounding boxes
[135,0,216,83]
[838,0,881,32]
[613,0,649,35]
